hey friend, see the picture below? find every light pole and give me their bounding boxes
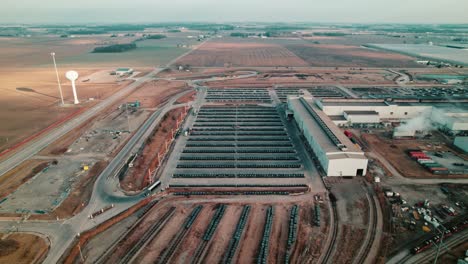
[51,52,65,106]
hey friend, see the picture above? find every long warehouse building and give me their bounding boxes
[288,96,368,177]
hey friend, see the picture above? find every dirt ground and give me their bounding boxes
[286,44,421,68]
[362,133,467,179]
[205,69,396,88]
[333,225,366,264]
[326,178,370,263]
[176,41,309,67]
[0,233,49,264]
[0,159,50,200]
[125,80,190,108]
[121,107,186,192]
[72,195,329,264]
[175,90,196,104]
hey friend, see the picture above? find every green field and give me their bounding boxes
[60,40,190,67]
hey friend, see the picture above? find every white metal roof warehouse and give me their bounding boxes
[288,96,368,177]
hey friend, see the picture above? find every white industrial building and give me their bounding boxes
[438,116,468,132]
[343,111,380,124]
[316,100,430,123]
[315,99,468,134]
[454,137,468,153]
[288,96,368,177]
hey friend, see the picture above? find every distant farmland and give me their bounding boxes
[367,44,468,66]
[176,41,309,67]
[285,44,422,68]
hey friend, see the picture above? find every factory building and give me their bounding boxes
[316,100,430,123]
[315,99,468,134]
[343,111,380,124]
[454,137,468,153]
[288,96,368,177]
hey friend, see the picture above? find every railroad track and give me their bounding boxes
[354,192,378,264]
[321,198,338,264]
[157,206,203,264]
[119,207,176,264]
[158,224,191,263]
[94,200,159,264]
[402,230,468,264]
[191,205,227,264]
[191,240,208,264]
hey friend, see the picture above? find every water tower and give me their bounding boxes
[66,70,80,104]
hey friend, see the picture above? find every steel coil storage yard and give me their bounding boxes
[173,106,305,182]
[205,88,272,103]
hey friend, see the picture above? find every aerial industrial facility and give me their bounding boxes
[0,20,467,264]
[288,96,368,176]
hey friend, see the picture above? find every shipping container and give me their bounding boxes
[418,159,435,164]
[424,163,443,168]
[429,167,449,171]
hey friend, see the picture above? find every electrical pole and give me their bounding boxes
[51,52,65,106]
[126,104,131,131]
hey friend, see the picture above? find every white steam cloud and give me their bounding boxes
[396,107,465,133]
[395,109,433,133]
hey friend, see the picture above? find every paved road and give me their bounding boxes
[388,69,411,85]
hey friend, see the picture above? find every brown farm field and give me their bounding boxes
[176,41,309,67]
[0,68,131,153]
[286,44,422,68]
[125,80,190,108]
[0,233,49,264]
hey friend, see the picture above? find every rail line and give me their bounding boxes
[321,194,338,264]
[157,205,203,264]
[191,205,227,264]
[354,190,378,264]
[191,240,208,264]
[119,206,176,264]
[402,230,468,264]
[94,200,159,264]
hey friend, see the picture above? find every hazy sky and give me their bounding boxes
[1,0,467,24]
